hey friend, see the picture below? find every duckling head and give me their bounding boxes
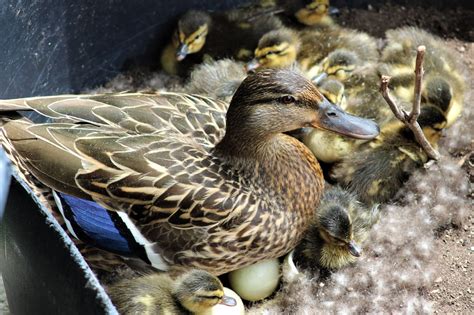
[173,270,236,314]
[294,0,338,26]
[318,49,360,82]
[316,201,361,258]
[317,79,347,109]
[422,76,453,113]
[174,11,211,61]
[219,69,380,153]
[247,28,300,71]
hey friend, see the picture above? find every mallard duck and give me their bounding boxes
[0,69,380,275]
[380,27,465,127]
[331,103,448,205]
[294,186,379,270]
[107,269,238,314]
[182,59,247,102]
[248,26,378,80]
[161,8,282,76]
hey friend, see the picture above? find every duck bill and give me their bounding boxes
[245,59,261,72]
[312,72,328,85]
[348,240,362,257]
[176,43,189,61]
[219,295,237,307]
[312,97,380,140]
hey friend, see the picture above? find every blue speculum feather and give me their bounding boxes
[59,193,133,256]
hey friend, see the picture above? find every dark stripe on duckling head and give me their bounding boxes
[257,28,299,50]
[318,205,351,240]
[177,11,211,36]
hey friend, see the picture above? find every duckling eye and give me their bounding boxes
[279,95,296,104]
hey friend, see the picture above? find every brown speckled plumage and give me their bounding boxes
[0,69,344,275]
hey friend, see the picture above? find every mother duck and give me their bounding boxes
[0,69,378,275]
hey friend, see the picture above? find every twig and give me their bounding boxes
[379,45,441,161]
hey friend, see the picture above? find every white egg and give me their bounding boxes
[204,287,245,315]
[228,258,280,301]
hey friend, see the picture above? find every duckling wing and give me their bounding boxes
[0,93,242,229]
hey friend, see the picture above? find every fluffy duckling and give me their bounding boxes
[107,269,237,314]
[332,104,448,205]
[161,9,282,76]
[182,59,247,102]
[248,27,378,80]
[302,64,394,163]
[294,186,379,270]
[380,27,465,127]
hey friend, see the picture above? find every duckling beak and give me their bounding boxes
[219,295,237,307]
[176,43,189,61]
[312,72,328,85]
[245,59,261,72]
[313,97,380,140]
[348,240,362,257]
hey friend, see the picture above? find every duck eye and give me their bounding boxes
[279,95,296,104]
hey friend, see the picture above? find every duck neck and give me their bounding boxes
[215,131,324,216]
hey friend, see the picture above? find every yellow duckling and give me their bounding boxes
[161,9,282,76]
[107,269,240,314]
[332,103,448,205]
[294,186,379,270]
[248,27,378,80]
[380,27,465,127]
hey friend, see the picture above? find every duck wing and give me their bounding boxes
[0,92,244,230]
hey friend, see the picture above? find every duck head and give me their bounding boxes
[246,28,300,71]
[173,11,211,61]
[173,270,236,314]
[223,69,379,144]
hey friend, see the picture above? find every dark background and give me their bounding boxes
[0,0,471,99]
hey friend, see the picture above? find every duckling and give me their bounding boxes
[331,104,448,205]
[183,59,247,102]
[107,269,238,314]
[302,78,354,163]
[380,27,465,127]
[298,27,378,75]
[248,27,378,79]
[161,8,282,76]
[294,186,379,270]
[317,78,346,109]
[249,28,301,71]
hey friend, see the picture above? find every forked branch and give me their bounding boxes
[379,45,441,161]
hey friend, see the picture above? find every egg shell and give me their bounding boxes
[204,287,245,315]
[228,258,280,302]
